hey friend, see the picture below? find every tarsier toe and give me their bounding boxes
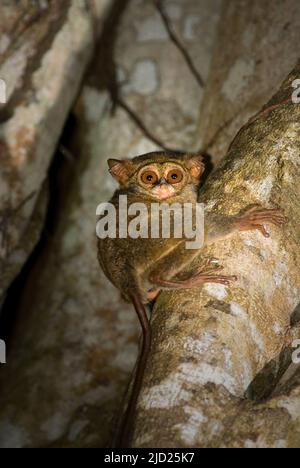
[209,275,237,285]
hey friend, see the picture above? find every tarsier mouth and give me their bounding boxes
[151,181,176,200]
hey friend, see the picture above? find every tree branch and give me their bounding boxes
[116,96,181,153]
[154,0,205,89]
[0,191,36,255]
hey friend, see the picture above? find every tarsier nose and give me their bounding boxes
[158,177,168,185]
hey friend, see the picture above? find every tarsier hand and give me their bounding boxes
[234,205,288,238]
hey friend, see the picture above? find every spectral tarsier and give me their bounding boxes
[97,151,287,446]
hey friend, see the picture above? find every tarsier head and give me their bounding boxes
[107,151,205,201]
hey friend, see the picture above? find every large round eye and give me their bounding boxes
[166,168,184,184]
[140,170,159,185]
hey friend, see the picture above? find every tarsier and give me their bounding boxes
[97,151,287,446]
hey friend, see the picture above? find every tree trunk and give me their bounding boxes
[132,63,300,448]
[0,0,111,302]
[196,0,300,165]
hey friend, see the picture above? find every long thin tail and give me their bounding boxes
[115,295,151,448]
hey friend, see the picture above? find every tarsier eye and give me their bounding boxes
[166,168,184,184]
[140,170,159,185]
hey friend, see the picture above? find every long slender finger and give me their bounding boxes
[247,216,287,224]
[209,277,237,285]
[255,208,284,214]
[245,208,285,218]
[251,210,286,217]
[251,214,287,221]
[194,274,237,283]
[251,219,287,227]
[254,217,288,225]
[245,217,287,228]
[251,208,284,214]
[192,278,230,286]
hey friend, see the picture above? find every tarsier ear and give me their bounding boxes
[185,154,205,179]
[107,159,134,185]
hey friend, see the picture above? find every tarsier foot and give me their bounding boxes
[186,262,237,287]
[150,260,237,291]
[235,206,288,238]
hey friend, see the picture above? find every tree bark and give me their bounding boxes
[196,0,300,165]
[0,0,112,302]
[132,63,300,448]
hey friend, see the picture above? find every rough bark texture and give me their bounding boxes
[132,63,300,448]
[196,0,300,164]
[0,0,112,303]
[0,0,221,448]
